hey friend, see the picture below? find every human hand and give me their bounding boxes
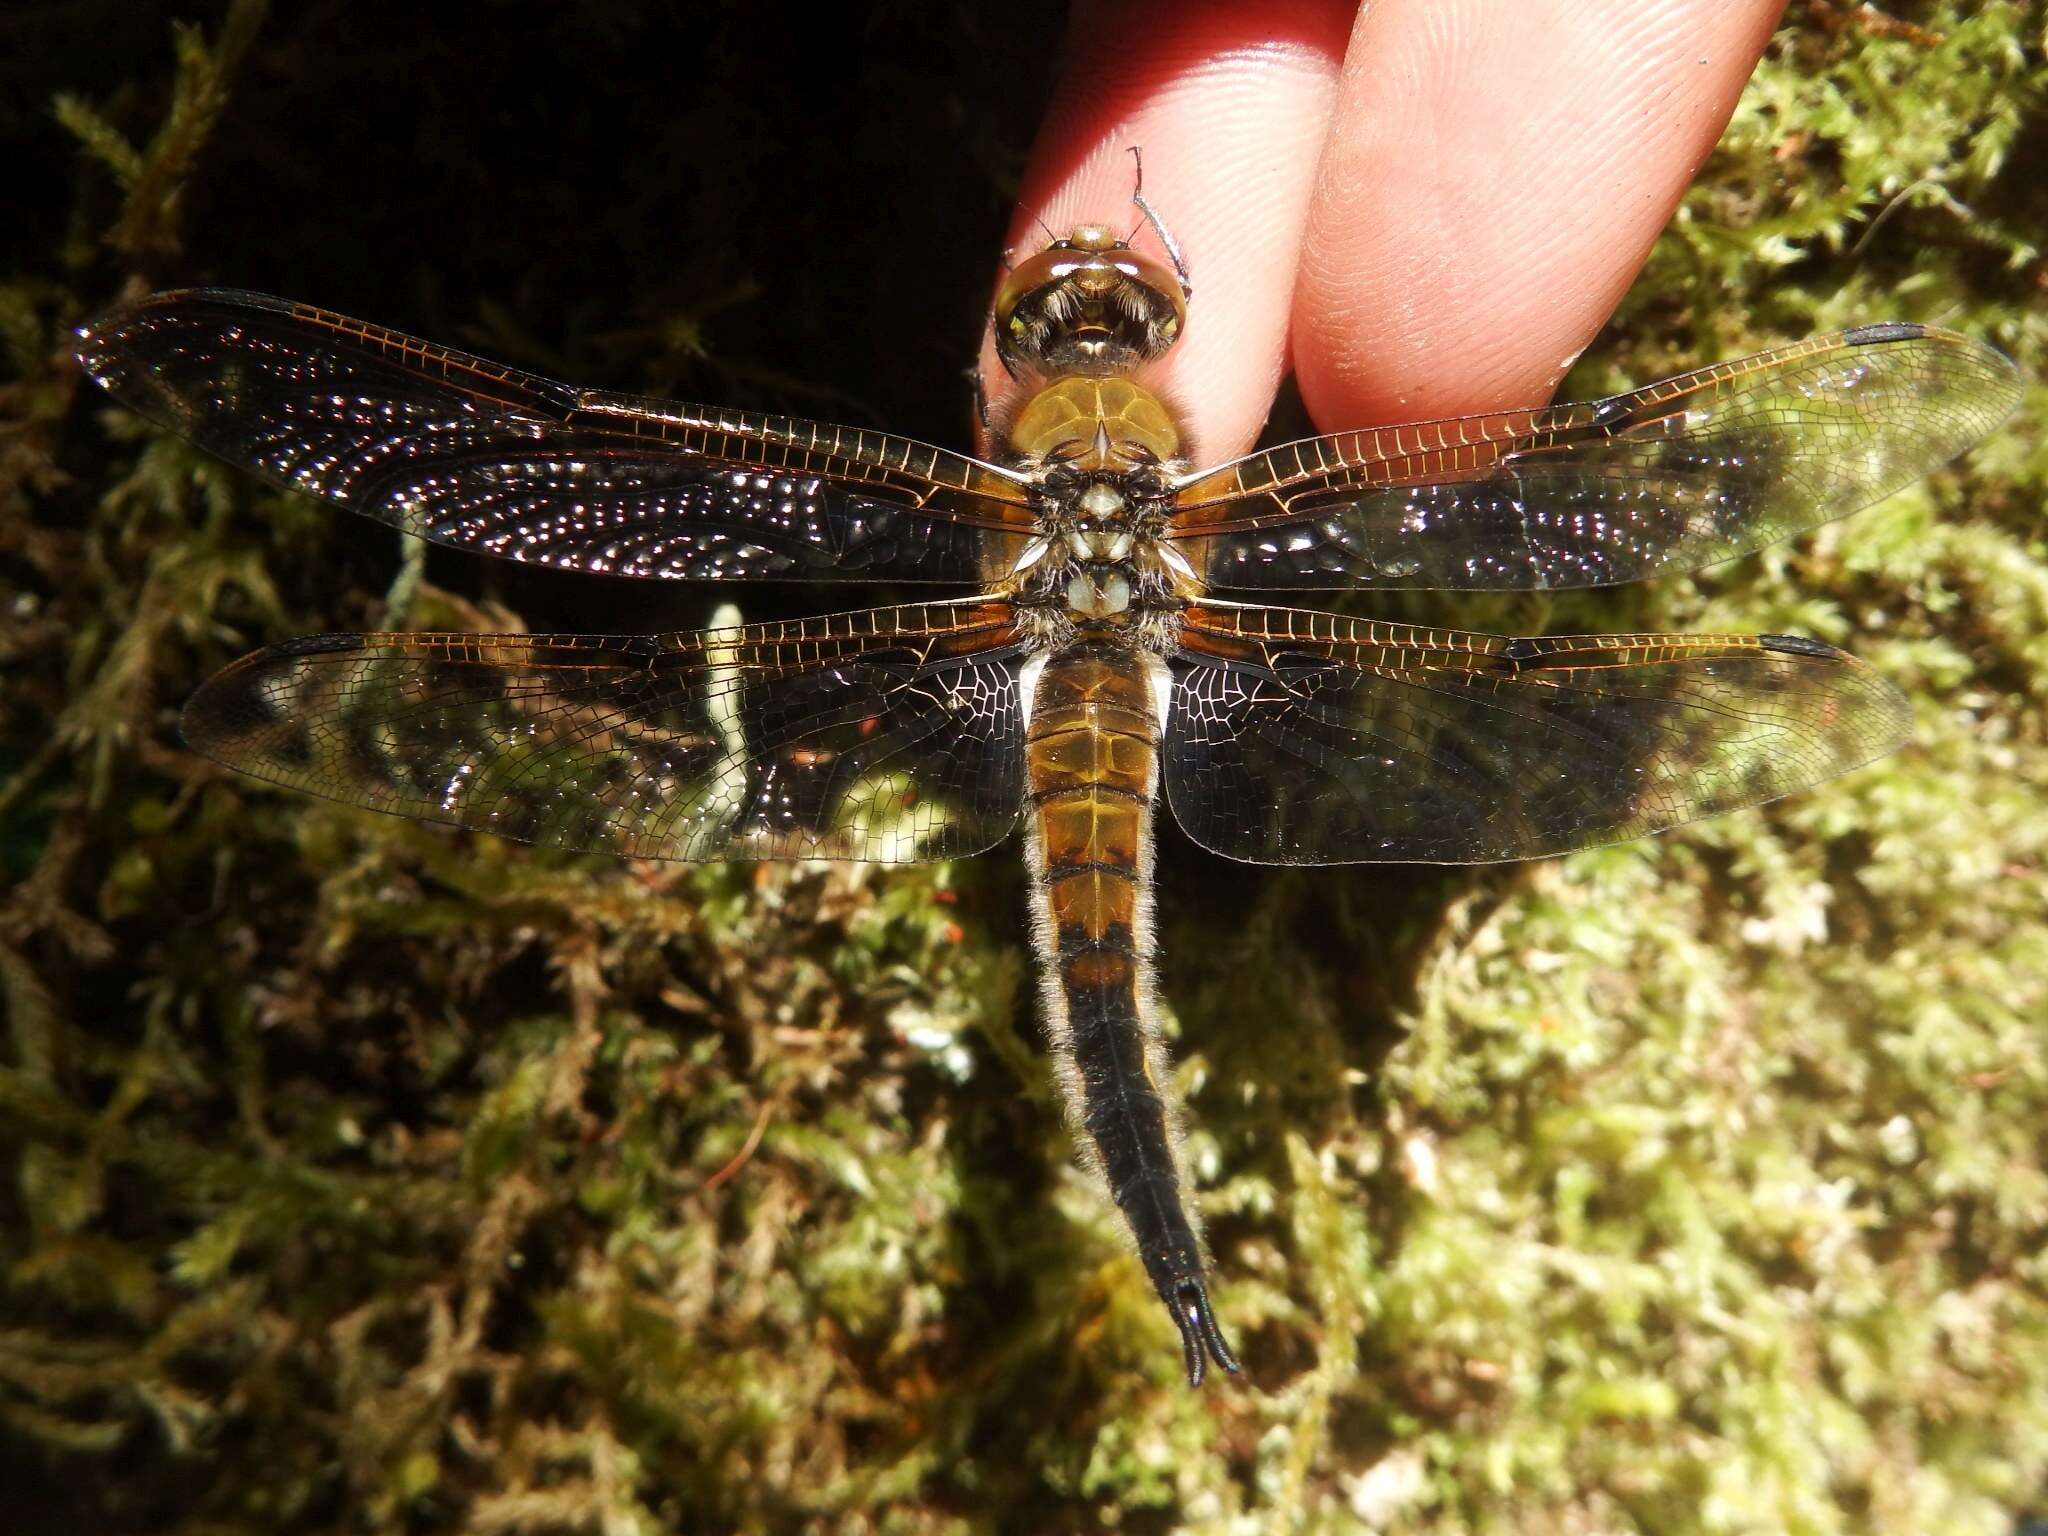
[980,0,1787,463]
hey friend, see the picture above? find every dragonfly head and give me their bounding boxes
[993,223,1187,377]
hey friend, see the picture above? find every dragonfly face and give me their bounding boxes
[74,224,2020,1387]
[992,220,1186,376]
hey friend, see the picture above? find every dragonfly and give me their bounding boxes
[74,219,2020,1386]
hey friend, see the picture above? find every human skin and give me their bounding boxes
[978,0,1788,464]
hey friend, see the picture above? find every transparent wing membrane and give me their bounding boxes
[76,289,1036,584]
[1169,325,2021,591]
[181,602,1029,863]
[1164,602,1909,864]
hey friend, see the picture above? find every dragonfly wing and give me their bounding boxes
[182,601,1029,863]
[1168,325,2021,591]
[76,289,1036,584]
[1162,601,1908,865]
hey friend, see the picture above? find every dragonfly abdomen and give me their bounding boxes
[1023,641,1237,1383]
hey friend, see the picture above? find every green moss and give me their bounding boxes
[3,3,2045,1531]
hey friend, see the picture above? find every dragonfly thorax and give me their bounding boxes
[1006,469,1200,636]
[1061,481,1139,618]
[1064,480,1136,571]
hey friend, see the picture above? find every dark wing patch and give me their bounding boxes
[1757,633,1841,660]
[183,601,1028,863]
[1167,327,2020,591]
[77,289,1035,585]
[1163,602,1908,865]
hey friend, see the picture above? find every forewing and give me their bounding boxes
[182,601,1028,863]
[1164,602,1908,864]
[1169,325,2020,591]
[76,289,1035,584]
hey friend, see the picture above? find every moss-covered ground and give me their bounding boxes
[3,3,2045,1531]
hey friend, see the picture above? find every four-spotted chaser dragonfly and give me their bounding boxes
[74,222,2019,1385]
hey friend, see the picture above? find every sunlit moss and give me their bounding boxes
[2,3,2044,1532]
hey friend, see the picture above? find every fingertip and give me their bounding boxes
[979,0,1352,463]
[1293,0,1785,429]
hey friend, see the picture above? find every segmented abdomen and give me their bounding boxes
[1023,641,1208,1320]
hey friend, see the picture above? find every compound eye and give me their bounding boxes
[1114,249,1188,330]
[993,246,1069,334]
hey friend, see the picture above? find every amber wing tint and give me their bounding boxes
[182,602,1028,863]
[77,289,1036,584]
[1163,602,1908,864]
[1168,325,2020,591]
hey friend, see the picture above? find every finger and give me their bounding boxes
[1292,0,1786,429]
[978,0,1353,464]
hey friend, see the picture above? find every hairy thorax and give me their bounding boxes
[982,221,1205,656]
[997,375,1203,656]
